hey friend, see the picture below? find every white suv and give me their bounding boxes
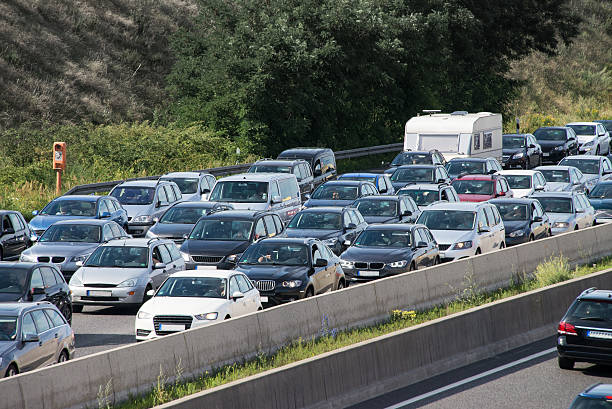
[416,202,505,262]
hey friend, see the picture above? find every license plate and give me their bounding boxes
[260,296,268,303]
[87,290,111,297]
[587,330,612,339]
[358,271,379,277]
[543,153,550,157]
[439,252,445,258]
[159,324,185,332]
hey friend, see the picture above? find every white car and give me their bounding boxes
[496,170,548,198]
[135,268,262,341]
[566,122,610,156]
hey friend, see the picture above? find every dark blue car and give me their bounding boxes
[28,195,128,238]
[303,180,378,208]
[587,180,612,224]
[337,173,395,195]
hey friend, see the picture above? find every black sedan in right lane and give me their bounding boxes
[488,198,551,245]
[339,224,439,283]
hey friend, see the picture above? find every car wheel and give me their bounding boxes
[574,226,579,231]
[558,356,575,370]
[336,280,345,291]
[475,248,482,255]
[224,315,231,320]
[548,229,552,237]
[72,304,84,313]
[499,242,505,249]
[58,350,69,363]
[5,364,18,377]
[304,287,314,298]
[142,285,153,304]
[596,146,600,156]
[409,262,416,271]
[61,305,72,326]
[529,235,534,242]
[434,256,440,265]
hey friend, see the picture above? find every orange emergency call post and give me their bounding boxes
[53,142,66,194]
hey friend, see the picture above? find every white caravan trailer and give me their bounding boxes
[404,111,503,161]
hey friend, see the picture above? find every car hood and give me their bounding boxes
[577,134,596,144]
[391,182,424,190]
[457,194,494,202]
[537,140,564,151]
[429,229,473,245]
[341,246,412,262]
[503,220,530,233]
[235,265,310,281]
[511,188,533,198]
[503,148,525,155]
[149,223,194,238]
[304,199,356,208]
[29,215,92,230]
[24,242,99,257]
[181,240,250,256]
[123,205,152,218]
[140,296,229,316]
[547,182,572,192]
[547,213,574,224]
[589,198,612,210]
[77,267,149,285]
[285,229,341,240]
[362,216,399,224]
[224,203,268,211]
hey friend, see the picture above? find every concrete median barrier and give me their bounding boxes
[3,222,612,409]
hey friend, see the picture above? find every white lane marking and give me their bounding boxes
[385,347,557,409]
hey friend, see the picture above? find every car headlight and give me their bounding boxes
[194,312,218,320]
[137,311,152,319]
[513,152,524,159]
[117,278,138,288]
[70,254,90,263]
[281,280,302,288]
[69,275,83,287]
[389,260,408,268]
[508,230,525,238]
[340,259,354,268]
[452,241,473,250]
[20,253,35,262]
[554,145,564,151]
[322,238,337,246]
[180,251,191,262]
[553,222,569,228]
[133,215,152,223]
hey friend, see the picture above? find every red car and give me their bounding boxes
[451,174,514,202]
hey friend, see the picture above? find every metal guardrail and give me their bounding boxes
[64,142,404,195]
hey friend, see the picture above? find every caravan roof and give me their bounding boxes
[405,112,500,134]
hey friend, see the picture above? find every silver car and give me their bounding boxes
[69,238,185,312]
[416,202,505,262]
[160,171,217,201]
[535,165,587,193]
[558,155,612,193]
[0,302,75,377]
[530,192,595,235]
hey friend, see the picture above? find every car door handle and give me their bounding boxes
[38,341,43,347]
[54,333,58,339]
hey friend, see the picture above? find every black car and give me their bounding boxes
[352,195,420,224]
[445,157,503,180]
[277,148,337,187]
[389,165,451,191]
[285,207,367,255]
[248,159,316,199]
[569,384,612,408]
[488,198,551,245]
[339,224,439,283]
[384,150,446,174]
[180,210,285,270]
[235,238,345,306]
[557,288,612,370]
[146,201,233,244]
[502,133,543,169]
[0,210,33,261]
[0,262,72,324]
[533,126,578,164]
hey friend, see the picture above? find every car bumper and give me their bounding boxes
[258,288,307,306]
[505,234,529,246]
[502,157,528,169]
[541,150,565,163]
[71,285,145,306]
[343,266,409,282]
[551,226,572,235]
[594,216,612,225]
[557,341,612,364]
[126,223,153,237]
[438,247,475,262]
[135,316,220,341]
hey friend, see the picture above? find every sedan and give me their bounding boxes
[533,126,579,163]
[502,133,542,169]
[489,198,551,245]
[352,195,420,224]
[569,384,612,408]
[559,155,612,193]
[339,224,439,282]
[389,165,450,191]
[530,192,595,235]
[303,180,378,208]
[135,269,262,341]
[535,165,587,193]
[496,170,548,198]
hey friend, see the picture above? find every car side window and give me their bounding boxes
[152,246,163,264]
[495,180,503,194]
[168,185,179,203]
[157,186,169,205]
[477,209,487,230]
[345,210,358,225]
[7,214,21,232]
[158,244,172,264]
[312,245,324,262]
[21,313,37,337]
[172,185,182,201]
[343,212,352,227]
[166,243,182,261]
[399,199,407,215]
[45,309,66,328]
[575,169,584,181]
[440,167,450,179]
[320,244,334,259]
[104,199,116,213]
[502,179,510,192]
[30,268,44,289]
[109,223,123,238]
[102,224,114,242]
[235,275,250,293]
[353,210,365,224]
[98,200,110,216]
[263,215,277,237]
[273,215,284,234]
[492,206,502,225]
[31,310,51,334]
[573,197,584,212]
[241,274,254,290]
[229,276,240,297]
[269,181,280,199]
[534,202,544,217]
[40,267,58,287]
[293,165,303,181]
[52,268,65,284]
[3,215,15,231]
[483,207,495,227]
[424,229,435,243]
[199,178,210,193]
[254,218,267,240]
[603,159,611,172]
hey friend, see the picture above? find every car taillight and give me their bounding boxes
[558,321,577,335]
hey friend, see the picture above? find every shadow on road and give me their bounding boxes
[75,333,135,348]
[76,306,138,316]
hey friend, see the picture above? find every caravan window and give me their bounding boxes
[483,132,493,149]
[418,134,459,153]
[473,133,480,151]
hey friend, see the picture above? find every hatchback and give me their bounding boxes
[533,126,578,163]
[451,174,513,202]
[338,173,395,195]
[389,165,451,191]
[303,180,378,208]
[502,133,543,169]
[396,183,460,210]
[352,195,420,224]
[530,192,595,235]
[384,150,447,174]
[0,210,33,261]
[445,157,502,180]
[488,198,551,245]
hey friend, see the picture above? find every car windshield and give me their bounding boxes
[84,246,149,268]
[311,185,358,200]
[536,197,573,213]
[446,161,485,176]
[534,128,567,141]
[40,224,101,243]
[391,168,434,183]
[0,316,17,341]
[287,212,342,230]
[0,270,27,294]
[40,200,97,216]
[398,189,438,206]
[340,175,377,183]
[503,135,526,149]
[559,159,600,175]
[111,187,155,205]
[239,243,309,266]
[540,169,570,183]
[451,180,494,195]
[566,300,612,323]
[160,178,198,194]
[391,153,431,166]
[354,230,412,247]
[496,203,529,221]
[189,219,253,241]
[156,277,227,299]
[504,175,532,189]
[589,184,612,199]
[160,207,213,224]
[567,125,596,135]
[354,200,398,217]
[248,165,291,173]
[209,181,269,203]
[417,210,476,231]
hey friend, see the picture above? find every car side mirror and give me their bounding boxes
[345,223,357,231]
[152,217,159,223]
[31,287,45,295]
[535,185,545,191]
[532,216,543,223]
[573,181,581,185]
[32,210,39,216]
[379,188,387,193]
[303,194,310,200]
[576,209,584,213]
[23,333,39,343]
[402,210,412,217]
[528,144,536,148]
[271,195,282,204]
[99,212,111,219]
[155,200,162,208]
[232,291,244,301]
[343,239,351,246]
[479,226,490,233]
[496,191,506,197]
[488,169,497,175]
[201,189,211,194]
[314,169,322,177]
[154,262,167,270]
[75,260,83,267]
[416,241,428,248]
[437,179,446,184]
[314,258,328,267]
[146,289,155,297]
[2,228,15,236]
[183,233,189,240]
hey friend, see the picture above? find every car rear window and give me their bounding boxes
[566,299,612,323]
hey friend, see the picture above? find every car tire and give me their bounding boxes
[58,350,69,363]
[142,285,153,304]
[304,287,314,298]
[529,235,534,242]
[72,304,84,313]
[475,248,482,255]
[409,262,416,271]
[558,356,575,370]
[596,146,600,156]
[500,242,505,249]
[224,315,231,320]
[434,256,440,265]
[0,247,3,261]
[5,364,18,377]
[336,280,345,291]
[61,305,72,326]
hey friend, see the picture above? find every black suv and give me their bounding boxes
[180,210,285,270]
[384,150,446,174]
[248,159,315,198]
[0,211,33,261]
[277,148,337,187]
[533,126,579,164]
[0,263,73,324]
[557,288,612,369]
[235,237,345,306]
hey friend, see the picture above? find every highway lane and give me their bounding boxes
[71,306,136,358]
[348,336,612,409]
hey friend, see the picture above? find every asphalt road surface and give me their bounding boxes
[348,337,612,409]
[71,306,136,358]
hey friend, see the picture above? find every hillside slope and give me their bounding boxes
[0,0,197,128]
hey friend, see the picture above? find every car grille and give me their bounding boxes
[85,283,117,288]
[354,262,385,270]
[438,244,451,251]
[81,296,120,301]
[153,315,193,336]
[253,280,276,292]
[192,255,224,263]
[37,256,66,263]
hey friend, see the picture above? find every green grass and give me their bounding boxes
[109,255,612,409]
